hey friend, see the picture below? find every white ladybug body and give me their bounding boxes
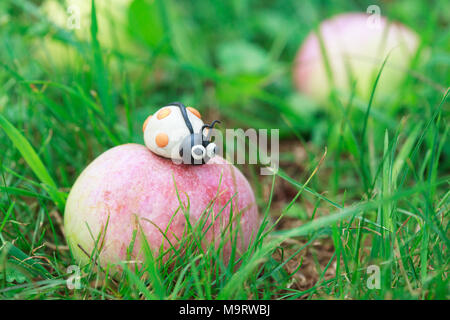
[143,102,219,164]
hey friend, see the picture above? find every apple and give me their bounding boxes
[293,13,421,106]
[64,144,259,269]
[36,0,139,69]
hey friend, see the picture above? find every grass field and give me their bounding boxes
[0,0,448,300]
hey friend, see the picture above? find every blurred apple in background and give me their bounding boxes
[36,0,140,70]
[293,13,422,107]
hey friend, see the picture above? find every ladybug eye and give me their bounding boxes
[206,143,217,158]
[202,128,209,139]
[191,145,206,160]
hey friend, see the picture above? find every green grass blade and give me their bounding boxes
[0,114,66,210]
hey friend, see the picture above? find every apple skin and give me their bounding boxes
[64,144,259,268]
[293,13,421,106]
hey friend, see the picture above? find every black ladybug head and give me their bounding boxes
[178,126,220,165]
[168,102,220,165]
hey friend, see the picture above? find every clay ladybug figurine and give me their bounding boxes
[143,102,220,165]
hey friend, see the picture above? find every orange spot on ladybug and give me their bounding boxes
[142,115,152,132]
[157,108,171,120]
[155,133,169,148]
[187,107,201,119]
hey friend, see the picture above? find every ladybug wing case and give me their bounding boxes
[143,104,205,161]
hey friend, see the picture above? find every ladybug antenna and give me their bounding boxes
[209,120,221,128]
[202,120,221,141]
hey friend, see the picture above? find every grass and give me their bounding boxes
[0,0,449,299]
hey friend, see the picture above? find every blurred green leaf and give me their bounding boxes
[217,41,269,75]
[253,11,291,38]
[165,0,208,66]
[1,267,27,284]
[216,75,264,104]
[286,92,319,127]
[128,0,166,48]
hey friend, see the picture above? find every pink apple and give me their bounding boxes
[64,144,259,269]
[293,13,421,106]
